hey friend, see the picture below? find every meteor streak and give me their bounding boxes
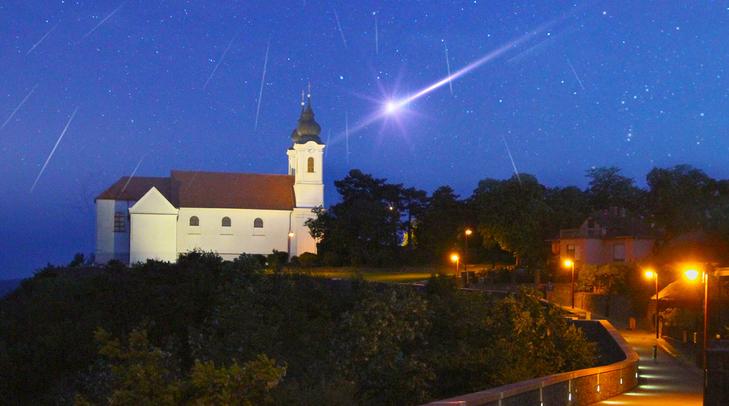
[566,58,585,90]
[119,154,146,196]
[81,1,126,41]
[204,34,237,90]
[387,23,553,112]
[27,23,58,55]
[254,41,270,130]
[31,107,79,193]
[341,18,560,139]
[333,8,347,48]
[1,84,38,131]
[443,40,454,95]
[501,134,522,185]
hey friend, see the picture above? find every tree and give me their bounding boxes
[306,170,403,266]
[647,165,718,236]
[471,174,552,269]
[414,186,465,262]
[586,167,646,213]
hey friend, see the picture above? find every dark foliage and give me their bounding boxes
[0,254,596,405]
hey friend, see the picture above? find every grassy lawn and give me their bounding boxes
[294,268,443,283]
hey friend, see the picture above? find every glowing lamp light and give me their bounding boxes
[465,228,473,236]
[450,253,460,263]
[643,269,656,280]
[563,259,574,268]
[288,232,295,238]
[684,268,700,281]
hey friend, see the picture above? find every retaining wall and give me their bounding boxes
[424,320,639,406]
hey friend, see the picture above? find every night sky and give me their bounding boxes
[2,1,729,279]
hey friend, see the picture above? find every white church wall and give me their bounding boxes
[176,208,291,260]
[290,208,318,257]
[95,199,132,264]
[128,187,179,263]
[129,213,178,263]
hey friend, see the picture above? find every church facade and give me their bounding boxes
[95,99,325,264]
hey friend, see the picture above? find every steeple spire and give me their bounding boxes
[290,87,323,145]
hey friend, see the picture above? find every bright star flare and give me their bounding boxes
[336,17,562,143]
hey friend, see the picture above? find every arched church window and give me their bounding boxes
[189,216,199,227]
[307,157,315,173]
[221,217,231,227]
[253,218,264,228]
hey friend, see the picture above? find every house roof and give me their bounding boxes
[96,170,296,211]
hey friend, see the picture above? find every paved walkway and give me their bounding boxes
[595,329,703,406]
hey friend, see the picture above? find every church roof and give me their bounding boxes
[96,170,295,210]
[96,176,174,203]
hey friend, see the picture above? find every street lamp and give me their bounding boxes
[644,268,660,359]
[450,253,460,281]
[683,266,710,378]
[464,228,473,286]
[563,258,576,309]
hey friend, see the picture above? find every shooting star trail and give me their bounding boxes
[1,84,38,131]
[27,23,58,55]
[119,154,146,196]
[203,34,237,90]
[31,107,79,193]
[254,41,270,130]
[81,1,126,41]
[374,13,379,55]
[443,40,454,95]
[332,8,347,48]
[501,134,522,185]
[345,111,350,165]
[339,17,560,140]
[566,58,585,90]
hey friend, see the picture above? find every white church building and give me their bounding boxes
[95,99,325,264]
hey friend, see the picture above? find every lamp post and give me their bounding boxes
[450,253,460,283]
[643,269,660,339]
[464,228,472,286]
[683,267,710,377]
[563,259,576,309]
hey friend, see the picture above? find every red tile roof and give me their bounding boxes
[95,176,173,203]
[96,170,296,210]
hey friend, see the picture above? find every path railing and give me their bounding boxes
[424,319,639,406]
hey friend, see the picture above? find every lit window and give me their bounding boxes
[189,216,199,227]
[307,157,315,173]
[221,217,231,227]
[253,218,264,228]
[566,244,575,256]
[114,212,125,232]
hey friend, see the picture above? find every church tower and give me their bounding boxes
[287,92,325,208]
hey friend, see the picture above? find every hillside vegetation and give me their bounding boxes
[0,251,595,405]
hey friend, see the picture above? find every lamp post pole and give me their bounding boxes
[654,273,659,339]
[464,229,472,287]
[570,261,575,309]
[702,271,709,374]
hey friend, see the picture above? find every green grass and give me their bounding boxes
[294,268,442,283]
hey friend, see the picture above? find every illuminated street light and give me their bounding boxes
[562,259,576,309]
[464,228,473,287]
[450,253,460,281]
[683,265,712,394]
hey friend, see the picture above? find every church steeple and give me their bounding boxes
[290,88,323,145]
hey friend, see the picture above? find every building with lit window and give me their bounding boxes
[95,98,324,264]
[551,207,656,267]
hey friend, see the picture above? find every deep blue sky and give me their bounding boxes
[2,1,729,278]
